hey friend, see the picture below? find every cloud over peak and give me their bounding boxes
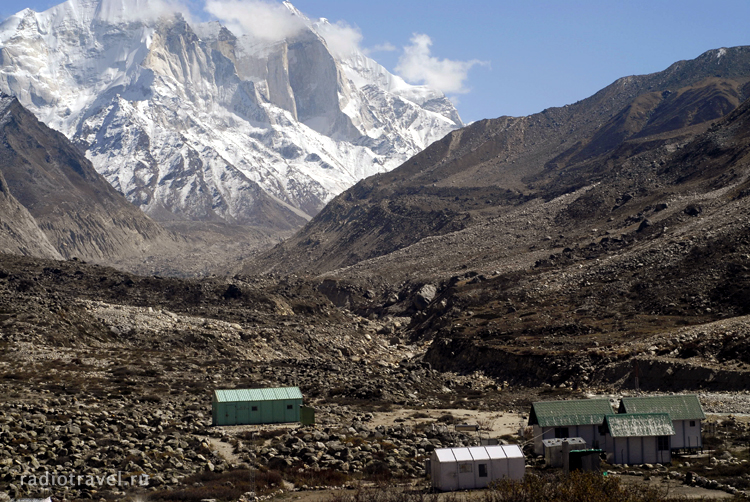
[315,19,363,59]
[395,33,487,95]
[203,0,306,41]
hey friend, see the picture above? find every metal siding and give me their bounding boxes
[578,426,595,449]
[274,400,285,423]
[533,425,544,455]
[261,401,273,423]
[225,404,236,426]
[237,403,250,425]
[673,420,686,449]
[433,449,458,491]
[250,402,261,425]
[613,437,621,464]
[643,436,657,463]
[488,446,508,482]
[690,420,702,448]
[501,445,525,480]
[470,445,491,486]
[628,437,640,465]
[284,401,295,423]
[457,461,474,490]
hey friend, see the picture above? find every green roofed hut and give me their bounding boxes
[619,394,705,452]
[212,387,303,426]
[603,413,675,464]
[528,399,614,455]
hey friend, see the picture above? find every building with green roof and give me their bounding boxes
[619,394,704,451]
[603,413,675,464]
[212,387,303,426]
[528,399,615,455]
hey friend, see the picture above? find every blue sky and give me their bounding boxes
[2,0,750,123]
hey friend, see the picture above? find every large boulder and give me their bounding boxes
[414,284,437,310]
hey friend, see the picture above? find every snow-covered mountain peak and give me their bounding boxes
[0,0,463,233]
[281,1,307,21]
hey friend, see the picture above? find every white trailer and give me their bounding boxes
[430,445,525,491]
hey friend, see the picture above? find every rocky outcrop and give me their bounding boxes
[0,168,60,259]
[0,94,177,263]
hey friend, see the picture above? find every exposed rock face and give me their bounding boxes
[0,168,60,259]
[0,94,174,263]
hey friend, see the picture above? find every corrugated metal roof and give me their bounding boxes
[605,413,676,437]
[434,449,456,463]
[453,448,473,462]
[620,395,705,420]
[530,399,614,427]
[484,446,507,460]
[469,446,490,460]
[213,387,303,403]
[501,445,524,459]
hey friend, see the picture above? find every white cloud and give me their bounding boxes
[97,0,195,24]
[368,42,397,54]
[203,0,306,41]
[315,20,363,59]
[395,33,486,95]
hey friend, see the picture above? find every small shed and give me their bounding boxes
[604,413,675,465]
[567,449,602,473]
[212,387,303,426]
[430,445,524,491]
[619,395,705,451]
[529,399,614,454]
[543,437,586,467]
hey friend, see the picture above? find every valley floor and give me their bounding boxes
[1,253,749,501]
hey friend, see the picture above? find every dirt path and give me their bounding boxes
[197,435,243,465]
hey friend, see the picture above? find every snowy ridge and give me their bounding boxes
[0,0,462,228]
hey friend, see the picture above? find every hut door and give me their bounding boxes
[237,403,250,425]
[285,402,296,423]
[458,462,474,489]
[224,404,236,425]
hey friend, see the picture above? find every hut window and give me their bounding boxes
[287,404,293,410]
[251,406,258,412]
[554,427,569,438]
[657,436,670,451]
[690,420,696,427]
[478,464,488,477]
[459,463,473,473]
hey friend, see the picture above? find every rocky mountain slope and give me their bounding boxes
[0,93,179,265]
[246,46,750,275]
[0,0,462,247]
[239,47,750,387]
